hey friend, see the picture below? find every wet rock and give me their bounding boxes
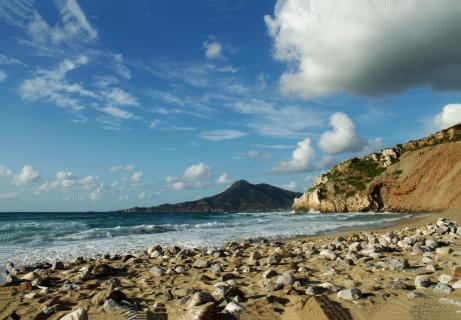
[337,288,362,301]
[150,266,166,276]
[415,275,431,288]
[52,261,65,270]
[434,283,453,295]
[59,307,88,320]
[276,272,295,286]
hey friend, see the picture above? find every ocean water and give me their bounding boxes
[0,211,411,269]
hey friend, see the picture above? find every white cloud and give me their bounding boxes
[283,181,297,191]
[204,41,222,59]
[271,138,315,174]
[103,88,138,106]
[90,186,103,201]
[183,162,212,180]
[318,112,365,154]
[101,105,134,120]
[109,164,134,172]
[53,0,97,42]
[360,137,384,156]
[0,192,18,200]
[265,0,461,99]
[0,164,13,177]
[138,191,146,200]
[235,150,272,161]
[216,173,231,185]
[0,70,6,82]
[131,171,143,183]
[109,53,131,79]
[233,99,324,137]
[149,119,162,129]
[172,181,186,191]
[200,129,247,141]
[15,165,40,185]
[434,104,461,129]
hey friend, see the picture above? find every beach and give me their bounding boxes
[1,209,461,319]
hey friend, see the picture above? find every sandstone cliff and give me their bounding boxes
[293,124,461,213]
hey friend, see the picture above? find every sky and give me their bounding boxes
[1,0,461,212]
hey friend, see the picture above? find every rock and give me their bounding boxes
[175,266,186,274]
[320,249,337,261]
[220,273,237,281]
[224,301,243,316]
[5,275,20,286]
[267,253,282,265]
[163,290,174,301]
[436,247,453,256]
[388,258,409,271]
[453,266,461,278]
[193,259,210,269]
[209,263,222,273]
[439,274,454,285]
[263,269,277,279]
[407,291,425,299]
[42,305,57,316]
[106,277,122,289]
[337,288,362,301]
[434,282,453,295]
[52,261,65,270]
[91,289,127,306]
[91,264,115,278]
[305,286,326,295]
[187,301,215,320]
[20,271,40,282]
[103,299,127,313]
[276,272,295,286]
[59,307,88,320]
[61,284,81,291]
[451,280,461,289]
[386,280,408,290]
[349,242,362,252]
[24,292,38,299]
[248,251,261,265]
[425,238,439,250]
[415,275,431,288]
[150,266,166,276]
[189,291,215,307]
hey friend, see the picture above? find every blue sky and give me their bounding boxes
[1,0,461,211]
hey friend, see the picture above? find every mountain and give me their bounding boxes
[293,124,461,213]
[125,180,302,213]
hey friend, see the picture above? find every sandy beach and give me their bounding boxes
[1,209,461,320]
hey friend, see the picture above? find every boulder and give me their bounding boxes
[415,275,431,288]
[276,272,295,286]
[434,283,453,295]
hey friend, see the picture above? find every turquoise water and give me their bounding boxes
[0,211,411,268]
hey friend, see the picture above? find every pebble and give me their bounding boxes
[224,301,243,316]
[59,307,88,320]
[276,272,295,285]
[415,275,431,288]
[193,259,210,269]
[434,282,453,295]
[263,269,277,278]
[189,291,215,307]
[337,288,362,301]
[150,266,166,276]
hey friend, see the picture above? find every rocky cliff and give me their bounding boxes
[125,180,302,213]
[293,124,461,213]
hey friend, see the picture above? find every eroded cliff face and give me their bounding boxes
[293,124,461,213]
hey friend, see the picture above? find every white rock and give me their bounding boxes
[60,307,88,320]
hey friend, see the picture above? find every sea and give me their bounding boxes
[0,211,412,271]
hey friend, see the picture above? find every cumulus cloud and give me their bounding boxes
[90,186,103,201]
[15,165,40,185]
[265,0,461,98]
[216,173,231,185]
[0,164,13,177]
[434,104,461,129]
[318,112,365,154]
[108,164,134,172]
[200,129,247,141]
[204,41,222,59]
[172,181,186,191]
[271,138,315,174]
[183,162,212,180]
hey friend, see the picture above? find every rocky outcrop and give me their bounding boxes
[293,124,461,213]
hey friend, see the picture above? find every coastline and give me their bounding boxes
[1,209,461,319]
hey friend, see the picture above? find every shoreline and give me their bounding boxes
[2,209,461,319]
